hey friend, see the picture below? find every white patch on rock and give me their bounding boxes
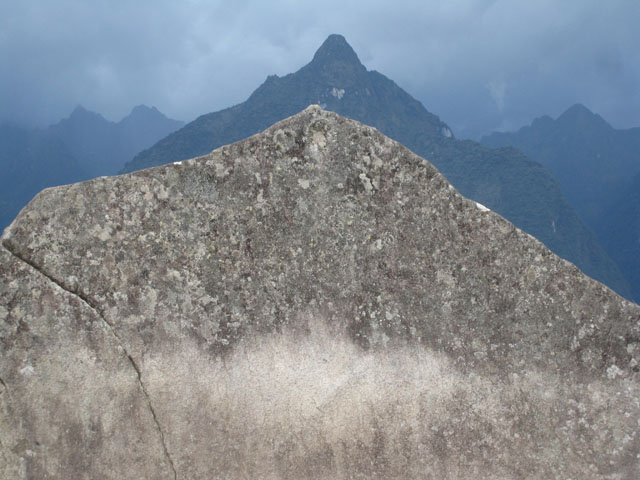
[475,202,490,212]
[331,87,345,99]
[441,127,452,138]
[359,173,373,193]
[156,184,169,200]
[606,364,624,379]
[370,238,383,252]
[298,179,310,189]
[20,365,35,376]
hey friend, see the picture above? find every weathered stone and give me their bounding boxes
[1,106,639,478]
[0,249,174,479]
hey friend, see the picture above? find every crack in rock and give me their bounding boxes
[1,240,178,480]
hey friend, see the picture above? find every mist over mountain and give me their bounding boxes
[482,104,640,302]
[0,124,87,232]
[0,105,183,233]
[50,104,184,177]
[122,34,631,300]
[482,104,640,228]
[599,173,640,302]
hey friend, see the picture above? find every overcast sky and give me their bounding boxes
[2,0,639,139]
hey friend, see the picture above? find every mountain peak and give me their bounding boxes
[126,104,163,120]
[70,105,97,119]
[71,105,88,115]
[556,103,612,132]
[130,104,157,115]
[310,34,364,68]
[65,105,107,125]
[561,103,594,119]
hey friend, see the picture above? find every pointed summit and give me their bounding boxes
[302,34,367,89]
[124,105,165,122]
[563,103,593,117]
[129,104,158,116]
[69,105,103,121]
[63,106,109,128]
[310,34,364,69]
[70,105,89,116]
[557,103,611,131]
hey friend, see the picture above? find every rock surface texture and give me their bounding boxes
[1,106,639,479]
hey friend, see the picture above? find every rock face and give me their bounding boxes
[1,106,639,479]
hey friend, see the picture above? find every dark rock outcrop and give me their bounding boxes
[1,107,639,479]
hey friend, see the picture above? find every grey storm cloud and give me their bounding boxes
[1,0,639,138]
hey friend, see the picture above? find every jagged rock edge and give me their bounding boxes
[0,239,178,480]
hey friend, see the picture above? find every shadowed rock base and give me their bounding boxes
[1,106,639,478]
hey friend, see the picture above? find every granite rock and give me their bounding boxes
[1,106,639,479]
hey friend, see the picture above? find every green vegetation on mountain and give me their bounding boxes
[122,35,631,299]
[482,104,640,301]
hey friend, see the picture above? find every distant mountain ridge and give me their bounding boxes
[599,172,640,302]
[482,103,640,228]
[482,104,640,302]
[0,105,184,233]
[121,34,631,300]
[51,104,184,177]
[0,124,87,232]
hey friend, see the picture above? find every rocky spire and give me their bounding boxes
[311,34,363,66]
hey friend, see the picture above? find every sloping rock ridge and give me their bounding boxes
[1,106,639,479]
